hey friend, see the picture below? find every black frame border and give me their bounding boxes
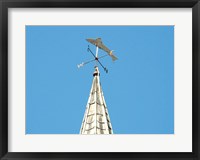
[0,0,199,160]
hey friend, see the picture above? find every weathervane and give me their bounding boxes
[77,38,118,73]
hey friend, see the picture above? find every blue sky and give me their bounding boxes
[26,26,174,134]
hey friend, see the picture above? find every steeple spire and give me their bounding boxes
[80,66,113,134]
[79,38,117,134]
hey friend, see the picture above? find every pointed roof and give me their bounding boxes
[80,66,113,134]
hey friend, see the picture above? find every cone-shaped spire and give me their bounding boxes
[80,66,113,134]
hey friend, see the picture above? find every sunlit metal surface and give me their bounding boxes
[80,67,113,134]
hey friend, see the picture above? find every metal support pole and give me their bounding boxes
[95,46,99,66]
[96,46,99,58]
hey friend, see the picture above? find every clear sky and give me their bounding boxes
[26,26,174,134]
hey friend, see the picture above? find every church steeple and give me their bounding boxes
[80,66,113,134]
[78,38,117,134]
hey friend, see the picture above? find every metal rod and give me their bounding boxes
[96,46,99,58]
[84,59,96,65]
[87,46,96,58]
[98,54,108,59]
[95,46,99,66]
[97,59,108,73]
